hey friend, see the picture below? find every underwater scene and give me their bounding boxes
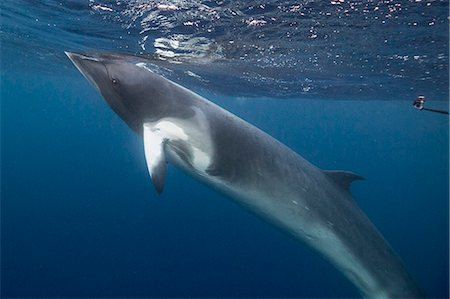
[1,0,449,298]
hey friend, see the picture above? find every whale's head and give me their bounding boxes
[66,51,174,133]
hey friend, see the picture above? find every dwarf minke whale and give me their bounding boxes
[66,51,423,298]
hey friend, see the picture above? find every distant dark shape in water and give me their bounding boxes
[66,51,423,298]
[412,95,449,115]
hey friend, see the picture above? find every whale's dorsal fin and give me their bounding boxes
[143,123,166,194]
[323,170,365,192]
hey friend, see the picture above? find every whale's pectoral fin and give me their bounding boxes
[324,170,365,192]
[143,123,166,194]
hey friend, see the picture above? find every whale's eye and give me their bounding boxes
[111,78,119,84]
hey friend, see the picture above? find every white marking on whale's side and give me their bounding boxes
[143,108,214,178]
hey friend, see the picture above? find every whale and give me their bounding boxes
[66,51,423,298]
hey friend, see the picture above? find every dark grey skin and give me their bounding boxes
[66,52,423,298]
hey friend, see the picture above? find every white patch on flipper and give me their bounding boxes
[143,123,166,193]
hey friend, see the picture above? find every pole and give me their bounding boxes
[422,107,449,115]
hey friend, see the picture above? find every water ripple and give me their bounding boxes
[1,0,448,100]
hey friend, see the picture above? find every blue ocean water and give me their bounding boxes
[1,0,449,298]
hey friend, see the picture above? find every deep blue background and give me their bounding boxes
[1,70,448,298]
